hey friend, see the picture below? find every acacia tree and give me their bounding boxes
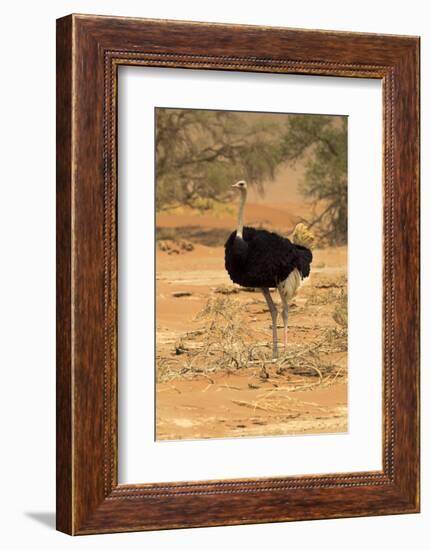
[155,109,283,211]
[280,115,348,245]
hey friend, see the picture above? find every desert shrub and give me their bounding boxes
[332,291,348,328]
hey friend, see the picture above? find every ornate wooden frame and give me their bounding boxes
[56,14,420,535]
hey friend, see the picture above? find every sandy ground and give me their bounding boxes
[155,200,348,441]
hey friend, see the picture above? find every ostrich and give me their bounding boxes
[224,180,313,359]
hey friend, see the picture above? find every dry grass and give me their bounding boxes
[156,289,347,388]
[333,290,348,328]
[156,269,348,429]
[304,275,346,305]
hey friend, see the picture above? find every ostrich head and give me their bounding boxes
[231,180,247,191]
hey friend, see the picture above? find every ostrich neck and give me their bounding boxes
[236,189,247,238]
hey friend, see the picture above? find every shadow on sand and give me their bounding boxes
[157,225,231,247]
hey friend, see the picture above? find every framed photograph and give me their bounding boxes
[56,14,420,535]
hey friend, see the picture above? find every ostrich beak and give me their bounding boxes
[232,180,246,189]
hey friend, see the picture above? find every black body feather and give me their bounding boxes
[224,227,312,288]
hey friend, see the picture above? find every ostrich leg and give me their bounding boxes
[282,305,289,349]
[261,288,279,359]
[278,289,289,351]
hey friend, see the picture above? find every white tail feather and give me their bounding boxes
[278,268,302,303]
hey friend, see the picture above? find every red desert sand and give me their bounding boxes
[155,176,348,441]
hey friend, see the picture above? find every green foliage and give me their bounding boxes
[156,109,348,246]
[280,116,348,245]
[155,109,282,211]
